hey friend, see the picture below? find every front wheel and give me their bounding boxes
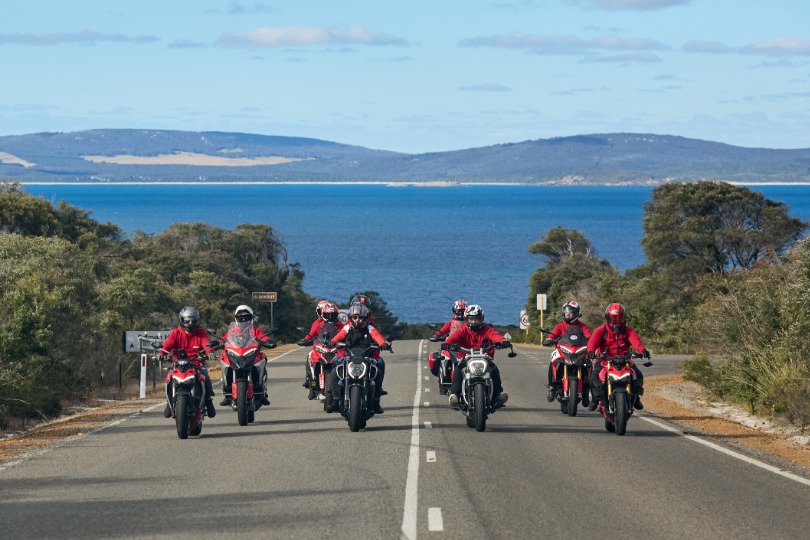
[567,377,579,417]
[348,385,363,432]
[614,392,628,436]
[473,384,487,432]
[236,380,249,426]
[175,393,189,439]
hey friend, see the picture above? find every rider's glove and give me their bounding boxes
[263,339,277,349]
[642,349,651,359]
[428,335,440,342]
[380,342,391,351]
[501,341,511,348]
[542,339,555,347]
[297,339,312,347]
[440,343,450,351]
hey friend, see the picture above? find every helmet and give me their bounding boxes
[234,305,254,323]
[321,302,339,323]
[452,299,467,319]
[315,299,329,317]
[561,301,580,323]
[178,306,201,331]
[464,304,485,331]
[604,302,626,326]
[350,294,371,311]
[348,303,370,329]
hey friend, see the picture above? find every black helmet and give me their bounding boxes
[234,305,254,323]
[350,294,371,311]
[464,304,485,331]
[561,301,581,323]
[179,306,201,331]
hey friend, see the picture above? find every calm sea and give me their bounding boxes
[21,183,810,325]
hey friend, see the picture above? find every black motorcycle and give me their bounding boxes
[332,341,393,432]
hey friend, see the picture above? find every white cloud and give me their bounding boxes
[575,0,690,10]
[218,25,409,48]
[460,32,667,55]
[579,52,662,63]
[683,40,729,53]
[740,37,810,56]
[0,30,158,46]
[457,84,512,92]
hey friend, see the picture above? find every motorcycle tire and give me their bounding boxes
[567,377,579,417]
[348,385,363,432]
[175,394,189,439]
[614,392,628,436]
[237,380,249,426]
[473,384,487,432]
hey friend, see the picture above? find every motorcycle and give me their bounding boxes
[444,342,516,432]
[213,320,273,426]
[543,325,589,417]
[332,340,393,432]
[427,324,458,395]
[595,351,652,436]
[162,345,209,439]
[297,322,339,410]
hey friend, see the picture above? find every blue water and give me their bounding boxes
[22,183,810,325]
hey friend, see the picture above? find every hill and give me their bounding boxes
[1,129,809,184]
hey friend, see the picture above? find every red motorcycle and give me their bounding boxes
[544,325,589,417]
[595,351,651,435]
[215,321,273,426]
[163,346,209,439]
[298,322,339,409]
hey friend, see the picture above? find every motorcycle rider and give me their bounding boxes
[543,301,592,406]
[297,300,339,400]
[444,304,510,409]
[215,305,276,406]
[586,302,651,411]
[325,303,390,414]
[350,294,388,396]
[159,306,217,419]
[428,299,467,379]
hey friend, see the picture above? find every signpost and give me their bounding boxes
[123,330,169,398]
[537,293,547,340]
[519,310,530,334]
[252,291,278,329]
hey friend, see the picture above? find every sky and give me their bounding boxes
[1,0,809,154]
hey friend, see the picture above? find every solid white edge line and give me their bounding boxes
[639,415,810,487]
[401,339,424,540]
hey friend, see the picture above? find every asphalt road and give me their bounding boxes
[1,341,808,539]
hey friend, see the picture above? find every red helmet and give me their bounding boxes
[321,302,339,323]
[452,299,467,319]
[315,299,329,317]
[348,303,370,329]
[561,301,580,323]
[604,303,625,326]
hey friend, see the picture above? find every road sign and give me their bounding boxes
[122,330,170,353]
[537,293,547,311]
[519,310,530,329]
[252,291,277,303]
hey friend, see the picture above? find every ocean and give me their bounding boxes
[20,183,810,325]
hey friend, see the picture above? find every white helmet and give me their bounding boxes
[234,305,254,322]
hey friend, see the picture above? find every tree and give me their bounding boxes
[528,226,593,264]
[642,181,806,275]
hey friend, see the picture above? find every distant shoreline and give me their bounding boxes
[16,181,810,187]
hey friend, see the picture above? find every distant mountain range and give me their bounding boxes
[1,129,809,184]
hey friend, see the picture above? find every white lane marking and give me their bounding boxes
[401,340,424,540]
[426,450,436,462]
[428,508,444,532]
[424,388,430,393]
[424,421,432,429]
[640,415,810,487]
[423,402,430,407]
[424,376,429,380]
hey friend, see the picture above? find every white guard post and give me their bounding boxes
[140,352,148,398]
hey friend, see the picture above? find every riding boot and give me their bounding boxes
[634,384,645,410]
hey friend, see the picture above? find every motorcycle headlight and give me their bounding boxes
[608,373,632,382]
[226,350,240,360]
[467,359,487,376]
[348,361,367,379]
